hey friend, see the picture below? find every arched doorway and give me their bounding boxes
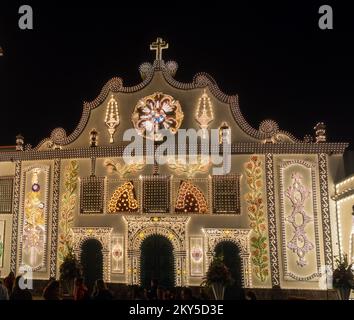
[140,235,175,289]
[81,238,103,293]
[215,241,242,299]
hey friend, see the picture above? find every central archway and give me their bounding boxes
[81,238,103,293]
[140,235,175,289]
[215,241,242,299]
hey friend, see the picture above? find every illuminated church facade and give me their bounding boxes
[0,39,352,295]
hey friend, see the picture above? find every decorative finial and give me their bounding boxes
[150,37,169,61]
[195,89,214,138]
[314,122,326,143]
[105,95,120,143]
[16,134,24,151]
[90,129,98,147]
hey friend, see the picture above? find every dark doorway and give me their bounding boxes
[140,235,175,289]
[215,241,243,300]
[80,238,103,293]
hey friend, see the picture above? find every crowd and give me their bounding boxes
[0,271,113,300]
[0,272,256,300]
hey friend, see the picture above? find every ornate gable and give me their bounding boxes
[34,39,304,152]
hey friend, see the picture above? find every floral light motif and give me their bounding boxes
[105,95,120,143]
[104,159,144,178]
[195,90,214,138]
[285,172,314,267]
[244,156,269,282]
[131,92,184,141]
[22,168,47,269]
[175,180,208,213]
[167,156,210,179]
[58,161,78,264]
[108,181,139,213]
[191,246,203,262]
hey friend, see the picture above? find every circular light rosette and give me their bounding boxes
[131,92,184,141]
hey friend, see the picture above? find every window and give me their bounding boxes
[0,177,14,213]
[80,176,105,214]
[212,174,240,214]
[142,175,170,213]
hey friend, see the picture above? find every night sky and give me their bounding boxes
[0,1,353,149]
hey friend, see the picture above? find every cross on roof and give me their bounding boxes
[150,38,168,61]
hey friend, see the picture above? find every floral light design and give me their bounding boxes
[285,172,314,267]
[244,156,269,282]
[108,181,139,213]
[175,180,208,213]
[131,92,184,141]
[58,161,78,264]
[22,168,46,269]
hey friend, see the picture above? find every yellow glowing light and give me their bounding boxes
[108,181,139,213]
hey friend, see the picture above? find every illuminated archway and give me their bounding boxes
[125,216,188,287]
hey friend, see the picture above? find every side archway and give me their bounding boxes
[71,227,113,282]
[203,228,252,288]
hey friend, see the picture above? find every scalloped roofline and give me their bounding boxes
[34,59,342,151]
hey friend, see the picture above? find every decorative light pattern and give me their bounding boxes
[167,156,210,179]
[104,158,144,178]
[21,167,48,270]
[244,156,269,282]
[80,176,105,214]
[111,235,124,273]
[108,181,138,213]
[0,177,14,213]
[279,159,321,281]
[314,122,326,143]
[195,90,214,138]
[131,92,184,141]
[105,95,120,143]
[142,175,170,213]
[285,172,314,267]
[0,220,5,267]
[190,237,203,276]
[175,180,208,213]
[58,161,78,264]
[212,175,240,214]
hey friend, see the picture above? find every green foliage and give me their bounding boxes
[333,254,354,289]
[203,255,234,287]
[244,156,269,282]
[59,246,82,283]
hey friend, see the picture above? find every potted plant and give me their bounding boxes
[59,246,82,297]
[202,255,233,300]
[332,254,354,300]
